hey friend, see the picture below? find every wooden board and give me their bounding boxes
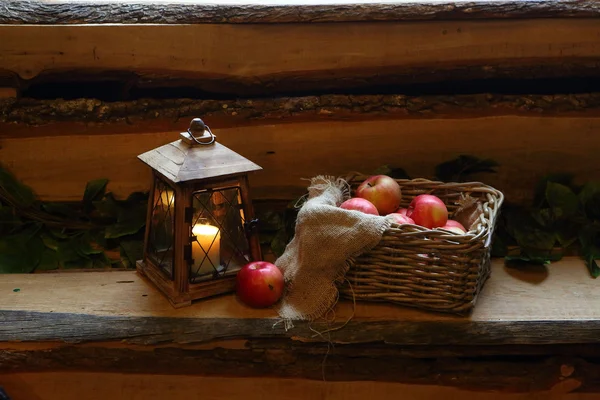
[1,116,600,203]
[1,258,600,392]
[0,257,599,345]
[1,373,599,400]
[1,373,598,400]
[1,19,600,85]
[2,0,599,24]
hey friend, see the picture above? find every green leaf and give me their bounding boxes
[505,255,551,265]
[0,164,37,207]
[530,208,554,228]
[509,218,558,264]
[104,205,147,239]
[77,238,104,256]
[120,240,144,269]
[125,191,149,204]
[0,236,27,272]
[533,173,574,208]
[371,165,392,176]
[0,204,21,235]
[0,230,45,273]
[49,228,70,239]
[579,181,600,220]
[37,248,59,271]
[490,235,508,258]
[579,224,600,278]
[545,182,579,219]
[389,167,411,180]
[63,259,94,269]
[434,155,498,182]
[57,239,87,263]
[258,210,284,232]
[92,192,120,219]
[92,257,109,269]
[41,233,60,251]
[56,234,97,268]
[83,178,109,212]
[41,202,79,218]
[554,219,581,249]
[585,257,600,278]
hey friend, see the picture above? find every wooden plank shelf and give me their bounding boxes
[1,257,599,346]
[1,256,600,394]
[2,19,600,89]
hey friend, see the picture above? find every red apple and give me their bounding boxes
[340,197,379,215]
[396,208,409,216]
[387,213,415,225]
[442,219,467,233]
[355,175,402,215]
[236,261,285,308]
[407,194,448,229]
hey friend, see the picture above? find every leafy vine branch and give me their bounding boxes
[0,166,147,273]
[0,156,599,277]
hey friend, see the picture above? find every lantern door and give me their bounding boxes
[186,177,261,298]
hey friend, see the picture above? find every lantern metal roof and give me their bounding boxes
[137,119,262,183]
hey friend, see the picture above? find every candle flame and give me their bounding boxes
[193,224,220,236]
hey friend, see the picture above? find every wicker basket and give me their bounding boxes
[339,173,504,315]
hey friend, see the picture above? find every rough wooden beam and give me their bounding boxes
[2,310,600,346]
[0,258,600,392]
[2,93,600,128]
[8,60,600,98]
[2,20,600,84]
[1,115,599,203]
[0,343,597,393]
[0,258,598,346]
[1,0,599,25]
[0,373,592,400]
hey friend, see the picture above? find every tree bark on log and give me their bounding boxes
[1,0,599,25]
[2,310,600,346]
[2,93,600,129]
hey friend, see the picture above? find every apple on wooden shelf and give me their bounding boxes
[355,175,402,215]
[236,261,285,308]
[340,197,379,215]
[406,194,448,229]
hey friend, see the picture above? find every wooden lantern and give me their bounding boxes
[136,118,263,308]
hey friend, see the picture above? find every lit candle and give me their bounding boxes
[192,224,221,276]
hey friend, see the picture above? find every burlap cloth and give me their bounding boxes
[275,175,392,330]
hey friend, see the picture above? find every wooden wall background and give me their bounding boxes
[2,3,600,399]
[1,3,600,207]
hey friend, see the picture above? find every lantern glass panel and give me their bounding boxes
[189,186,251,283]
[147,179,176,279]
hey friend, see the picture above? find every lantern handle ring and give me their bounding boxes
[187,118,216,146]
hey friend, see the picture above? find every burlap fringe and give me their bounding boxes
[274,175,391,332]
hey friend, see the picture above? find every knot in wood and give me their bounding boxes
[560,364,575,377]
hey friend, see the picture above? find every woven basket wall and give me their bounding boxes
[339,173,505,315]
